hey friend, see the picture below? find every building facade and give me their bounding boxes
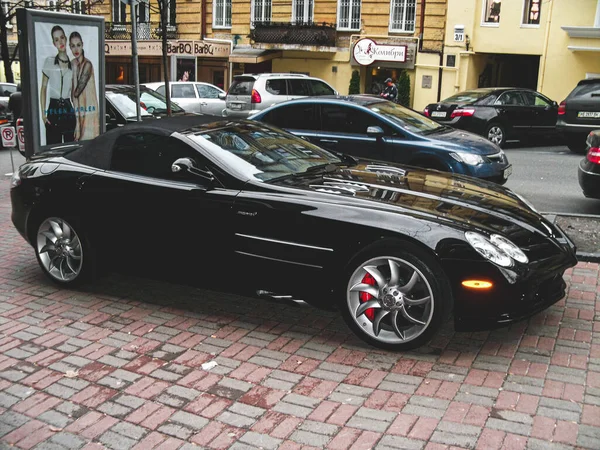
[440,0,600,106]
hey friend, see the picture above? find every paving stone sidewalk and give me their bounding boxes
[0,179,598,450]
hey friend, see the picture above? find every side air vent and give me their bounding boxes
[365,165,407,177]
[309,181,370,196]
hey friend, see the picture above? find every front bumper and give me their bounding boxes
[10,187,33,244]
[442,224,577,331]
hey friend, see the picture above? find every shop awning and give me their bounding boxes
[229,48,282,64]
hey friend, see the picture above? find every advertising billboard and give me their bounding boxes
[17,8,105,157]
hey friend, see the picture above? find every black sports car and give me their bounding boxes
[424,88,558,148]
[10,117,577,350]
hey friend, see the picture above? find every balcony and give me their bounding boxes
[105,22,178,41]
[249,22,337,48]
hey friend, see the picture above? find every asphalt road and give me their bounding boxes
[1,143,599,216]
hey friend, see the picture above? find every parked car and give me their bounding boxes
[224,73,337,118]
[424,88,558,148]
[105,84,189,129]
[577,130,600,198]
[10,116,577,350]
[557,78,600,154]
[144,81,226,117]
[251,95,512,184]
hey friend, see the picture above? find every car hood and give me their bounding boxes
[425,127,501,156]
[274,162,552,238]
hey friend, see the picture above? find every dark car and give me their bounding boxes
[424,88,558,148]
[557,79,600,154]
[250,95,512,184]
[105,84,189,129]
[10,117,577,351]
[577,130,600,197]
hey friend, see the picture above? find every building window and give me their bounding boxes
[292,0,313,24]
[483,0,501,24]
[337,0,361,31]
[167,0,176,26]
[251,0,271,27]
[523,0,541,25]
[112,0,127,23]
[389,0,416,33]
[72,0,86,14]
[47,0,60,11]
[213,0,231,28]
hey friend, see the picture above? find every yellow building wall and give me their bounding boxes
[471,0,547,55]
[540,0,600,102]
[413,52,442,110]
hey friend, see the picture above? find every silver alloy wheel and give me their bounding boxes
[36,218,83,282]
[347,256,434,345]
[487,126,504,145]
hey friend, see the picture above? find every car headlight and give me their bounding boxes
[10,169,21,188]
[450,152,485,165]
[490,234,528,264]
[465,231,513,267]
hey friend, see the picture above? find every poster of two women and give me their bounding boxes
[17,9,105,157]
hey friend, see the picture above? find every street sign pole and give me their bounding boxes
[126,0,142,122]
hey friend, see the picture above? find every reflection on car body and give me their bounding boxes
[10,117,577,351]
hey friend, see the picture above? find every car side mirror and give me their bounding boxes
[171,157,215,183]
[367,126,384,137]
[218,93,227,100]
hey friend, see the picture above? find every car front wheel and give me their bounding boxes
[35,217,95,286]
[341,242,452,351]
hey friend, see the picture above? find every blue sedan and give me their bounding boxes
[250,95,512,184]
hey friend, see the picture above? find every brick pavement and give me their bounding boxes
[0,178,599,450]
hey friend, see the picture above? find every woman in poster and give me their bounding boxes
[69,31,99,141]
[40,25,76,144]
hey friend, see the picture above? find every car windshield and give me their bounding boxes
[443,91,491,104]
[106,89,184,119]
[188,122,342,182]
[368,102,445,134]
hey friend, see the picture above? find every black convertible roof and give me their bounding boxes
[66,115,230,170]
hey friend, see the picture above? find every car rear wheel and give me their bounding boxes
[340,242,452,351]
[567,136,587,154]
[35,217,95,286]
[486,123,506,148]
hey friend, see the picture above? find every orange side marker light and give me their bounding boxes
[462,280,493,289]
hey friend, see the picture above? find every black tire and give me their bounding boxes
[566,136,587,154]
[339,240,453,351]
[486,123,506,148]
[33,215,97,287]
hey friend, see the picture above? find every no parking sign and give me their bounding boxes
[1,126,16,148]
[16,118,24,151]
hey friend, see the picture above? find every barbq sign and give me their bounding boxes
[351,38,416,69]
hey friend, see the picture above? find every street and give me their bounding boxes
[2,143,600,216]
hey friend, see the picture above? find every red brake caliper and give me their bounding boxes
[359,273,376,321]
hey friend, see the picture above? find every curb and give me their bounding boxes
[544,213,600,263]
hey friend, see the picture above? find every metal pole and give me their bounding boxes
[130,0,141,121]
[8,146,15,174]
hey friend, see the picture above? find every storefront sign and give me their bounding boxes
[105,40,230,58]
[353,38,407,66]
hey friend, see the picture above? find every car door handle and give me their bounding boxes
[200,102,208,106]
[320,139,338,144]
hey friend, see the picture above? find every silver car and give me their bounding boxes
[143,81,227,117]
[224,73,338,118]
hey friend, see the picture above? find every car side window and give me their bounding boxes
[1,84,16,96]
[265,79,288,96]
[287,79,311,96]
[172,84,197,99]
[262,104,319,130]
[196,84,221,99]
[321,105,388,134]
[156,85,166,96]
[310,80,335,96]
[111,133,206,182]
[533,93,551,107]
[495,92,525,106]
